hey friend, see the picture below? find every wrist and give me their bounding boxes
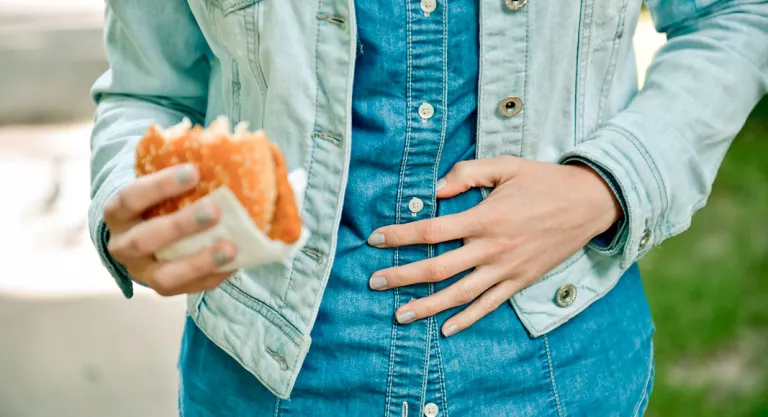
[568,163,622,236]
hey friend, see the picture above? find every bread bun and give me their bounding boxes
[135,117,302,243]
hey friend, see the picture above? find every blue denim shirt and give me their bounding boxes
[177,1,656,415]
[89,0,768,399]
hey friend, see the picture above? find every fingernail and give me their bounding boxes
[396,310,416,324]
[443,325,459,337]
[368,232,385,247]
[369,276,388,290]
[213,249,232,267]
[175,164,196,185]
[194,206,215,226]
[436,178,447,191]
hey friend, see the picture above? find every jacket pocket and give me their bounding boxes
[575,0,635,142]
[208,0,269,95]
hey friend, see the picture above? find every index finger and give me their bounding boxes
[367,212,479,248]
[103,163,199,224]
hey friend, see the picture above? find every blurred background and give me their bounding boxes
[0,0,765,416]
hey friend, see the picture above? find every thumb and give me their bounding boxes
[435,156,518,199]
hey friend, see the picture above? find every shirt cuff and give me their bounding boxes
[88,171,137,299]
[560,156,629,256]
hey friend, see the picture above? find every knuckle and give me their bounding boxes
[425,262,450,282]
[420,301,439,318]
[453,161,471,178]
[456,281,478,305]
[193,252,217,275]
[383,270,401,287]
[117,188,143,217]
[467,216,488,235]
[169,212,191,237]
[491,238,514,254]
[421,221,444,244]
[127,236,152,256]
[483,294,505,314]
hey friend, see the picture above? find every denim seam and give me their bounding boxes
[474,0,485,160]
[178,367,185,417]
[602,124,667,218]
[385,4,414,414]
[231,60,242,123]
[282,2,323,310]
[434,326,449,417]
[219,281,303,344]
[431,4,449,414]
[245,3,268,95]
[385,294,399,416]
[431,0,448,205]
[543,336,565,417]
[420,310,432,415]
[273,398,281,417]
[596,0,629,128]
[602,124,669,255]
[632,340,655,417]
[575,0,594,144]
[536,249,588,283]
[409,1,428,413]
[519,0,529,157]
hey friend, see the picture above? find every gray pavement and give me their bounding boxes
[0,121,187,417]
[0,295,185,417]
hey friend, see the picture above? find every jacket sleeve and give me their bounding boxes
[560,0,768,269]
[88,0,212,298]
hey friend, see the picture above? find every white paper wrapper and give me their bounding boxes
[154,169,310,272]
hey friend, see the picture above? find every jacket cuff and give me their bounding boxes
[559,125,666,269]
[88,171,137,299]
[559,156,628,256]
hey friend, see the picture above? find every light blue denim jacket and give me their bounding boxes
[89,0,768,399]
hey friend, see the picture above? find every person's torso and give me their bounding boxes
[180,0,647,399]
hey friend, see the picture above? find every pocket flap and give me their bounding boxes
[213,0,263,15]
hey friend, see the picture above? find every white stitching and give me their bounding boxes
[544,336,565,417]
[632,340,655,417]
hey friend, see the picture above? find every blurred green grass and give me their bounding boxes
[642,97,768,417]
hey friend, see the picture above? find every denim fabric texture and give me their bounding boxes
[89,0,768,401]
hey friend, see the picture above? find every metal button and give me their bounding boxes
[424,403,439,417]
[408,197,424,214]
[419,102,435,120]
[639,229,651,250]
[421,0,437,16]
[504,0,528,11]
[555,284,577,308]
[498,96,523,117]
